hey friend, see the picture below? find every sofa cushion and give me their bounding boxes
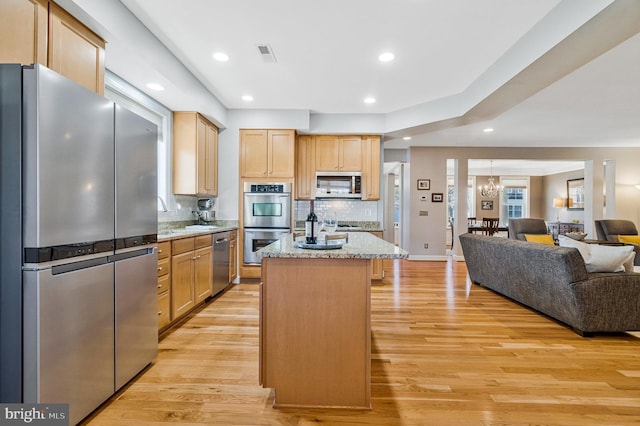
[524,234,555,245]
[558,235,635,273]
[618,235,640,245]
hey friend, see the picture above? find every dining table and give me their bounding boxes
[467,223,509,234]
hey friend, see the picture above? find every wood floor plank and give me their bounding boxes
[84,259,640,425]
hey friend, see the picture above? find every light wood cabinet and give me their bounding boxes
[171,235,213,320]
[229,230,237,283]
[0,0,48,66]
[240,129,295,178]
[362,136,381,200]
[48,2,105,95]
[0,0,105,95]
[369,231,384,280]
[173,112,218,196]
[315,136,362,172]
[295,135,316,200]
[157,241,172,331]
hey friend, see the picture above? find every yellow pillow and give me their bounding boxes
[618,235,640,246]
[524,234,555,245]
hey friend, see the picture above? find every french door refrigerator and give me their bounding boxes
[0,64,157,425]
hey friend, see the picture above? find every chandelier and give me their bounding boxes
[478,160,501,198]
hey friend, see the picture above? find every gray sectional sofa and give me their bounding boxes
[459,233,640,336]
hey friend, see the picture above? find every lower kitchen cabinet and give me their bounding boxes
[229,230,237,283]
[157,241,171,331]
[171,235,212,320]
[370,231,384,280]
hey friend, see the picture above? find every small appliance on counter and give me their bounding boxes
[196,198,215,224]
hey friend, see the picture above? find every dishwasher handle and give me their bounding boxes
[215,237,229,244]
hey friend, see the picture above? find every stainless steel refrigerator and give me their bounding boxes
[0,64,157,425]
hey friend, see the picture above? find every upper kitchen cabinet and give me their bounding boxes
[315,136,362,172]
[295,135,316,199]
[173,112,219,196]
[0,0,106,95]
[362,136,381,200]
[48,2,105,95]
[0,0,48,66]
[240,129,295,178]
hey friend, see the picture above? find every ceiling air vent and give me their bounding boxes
[256,43,277,63]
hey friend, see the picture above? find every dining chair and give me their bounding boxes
[482,217,500,236]
[467,217,477,226]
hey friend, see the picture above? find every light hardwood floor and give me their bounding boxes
[85,259,640,425]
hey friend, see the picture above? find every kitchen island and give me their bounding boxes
[257,232,407,409]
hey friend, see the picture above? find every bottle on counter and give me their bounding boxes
[305,201,318,244]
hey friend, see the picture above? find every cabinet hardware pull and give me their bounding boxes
[158,311,162,315]
[158,284,162,288]
[157,267,162,271]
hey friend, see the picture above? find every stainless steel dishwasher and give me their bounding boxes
[212,232,231,296]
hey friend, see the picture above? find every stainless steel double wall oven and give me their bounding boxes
[243,182,291,264]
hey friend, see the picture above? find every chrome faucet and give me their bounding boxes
[157,196,169,212]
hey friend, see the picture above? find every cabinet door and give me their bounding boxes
[206,122,218,196]
[268,130,295,178]
[362,136,380,200]
[157,291,171,330]
[315,135,340,171]
[229,231,237,283]
[339,137,362,171]
[194,246,212,304]
[0,0,47,65]
[171,251,195,319]
[240,129,268,177]
[295,135,316,199]
[370,231,384,280]
[48,2,105,94]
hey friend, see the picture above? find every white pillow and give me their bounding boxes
[558,235,635,273]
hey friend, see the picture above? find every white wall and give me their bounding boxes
[407,146,640,259]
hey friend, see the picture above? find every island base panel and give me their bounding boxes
[261,257,371,409]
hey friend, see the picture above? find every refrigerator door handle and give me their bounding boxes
[110,247,155,262]
[51,256,109,275]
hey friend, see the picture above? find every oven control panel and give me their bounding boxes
[244,182,291,193]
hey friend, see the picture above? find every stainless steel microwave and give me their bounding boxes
[315,172,362,199]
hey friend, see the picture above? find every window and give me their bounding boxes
[501,178,529,221]
[104,71,172,207]
[447,176,475,226]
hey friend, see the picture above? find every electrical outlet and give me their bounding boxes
[423,243,428,249]
[419,210,428,216]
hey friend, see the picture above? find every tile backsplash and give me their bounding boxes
[158,195,215,223]
[295,199,378,222]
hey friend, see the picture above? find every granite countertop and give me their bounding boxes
[157,221,238,242]
[257,232,408,260]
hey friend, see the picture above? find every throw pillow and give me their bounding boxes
[524,234,555,245]
[558,235,634,273]
[618,235,640,246]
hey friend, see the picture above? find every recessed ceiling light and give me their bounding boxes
[378,52,395,62]
[242,95,254,102]
[483,128,494,133]
[213,52,229,62]
[364,97,376,104]
[146,83,164,91]
[402,136,412,141]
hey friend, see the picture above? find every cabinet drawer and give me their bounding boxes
[157,241,171,259]
[157,274,170,294]
[158,291,171,330]
[195,234,212,249]
[157,257,170,277]
[173,237,195,255]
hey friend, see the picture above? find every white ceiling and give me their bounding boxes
[64,0,640,151]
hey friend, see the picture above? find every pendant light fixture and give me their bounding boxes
[478,160,501,198]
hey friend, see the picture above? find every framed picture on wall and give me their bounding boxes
[567,178,584,210]
[417,179,430,190]
[481,200,493,210]
[432,192,443,202]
